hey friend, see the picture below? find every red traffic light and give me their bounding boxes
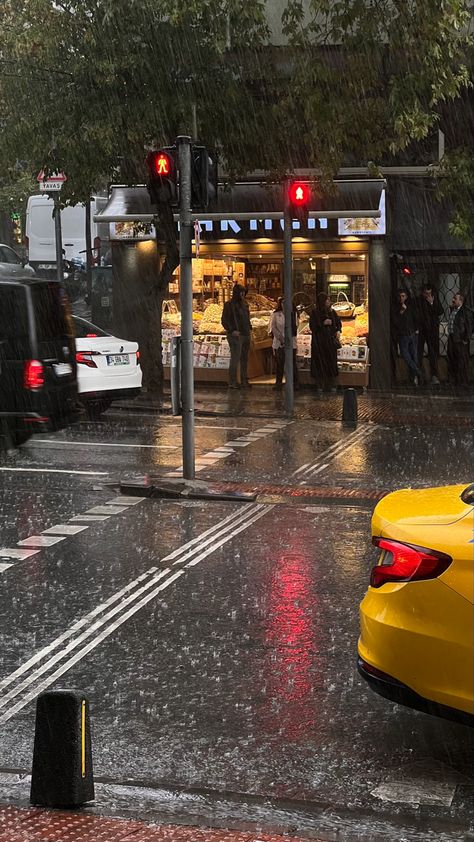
[146,150,173,177]
[289,181,310,206]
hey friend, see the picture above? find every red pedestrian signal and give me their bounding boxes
[146,151,172,177]
[145,148,178,206]
[288,181,310,222]
[289,182,309,206]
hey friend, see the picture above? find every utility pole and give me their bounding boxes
[177,136,195,479]
[283,180,294,416]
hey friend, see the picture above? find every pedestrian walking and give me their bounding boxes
[310,292,342,393]
[221,283,253,389]
[268,297,299,391]
[393,290,422,385]
[416,284,443,384]
[447,292,472,389]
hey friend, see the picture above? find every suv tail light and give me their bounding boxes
[76,351,98,368]
[371,538,452,588]
[24,359,44,390]
[136,350,140,363]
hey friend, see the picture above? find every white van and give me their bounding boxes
[25,195,109,272]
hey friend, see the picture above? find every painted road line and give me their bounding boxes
[295,427,371,476]
[70,515,110,522]
[0,467,109,476]
[0,505,269,719]
[17,536,66,548]
[42,525,89,536]
[293,462,311,475]
[28,439,178,450]
[224,441,252,447]
[105,497,147,506]
[165,505,264,565]
[295,426,376,478]
[202,452,230,459]
[296,426,371,469]
[84,506,130,515]
[0,507,269,713]
[1,505,267,696]
[0,563,12,572]
[0,567,162,692]
[0,548,40,560]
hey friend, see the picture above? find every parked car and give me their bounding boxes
[358,483,474,727]
[73,315,142,418]
[0,277,79,449]
[0,243,35,279]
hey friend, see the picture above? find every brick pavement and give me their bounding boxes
[0,806,326,842]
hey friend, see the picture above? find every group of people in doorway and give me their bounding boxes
[221,284,341,392]
[393,286,472,388]
[222,282,472,392]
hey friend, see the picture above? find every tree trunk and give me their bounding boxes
[111,204,179,399]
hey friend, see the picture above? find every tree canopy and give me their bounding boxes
[0,0,472,201]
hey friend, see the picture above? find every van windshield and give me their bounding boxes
[31,283,74,341]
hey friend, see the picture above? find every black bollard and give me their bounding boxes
[342,387,358,427]
[30,690,94,807]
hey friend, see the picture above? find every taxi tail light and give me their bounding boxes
[76,351,98,368]
[370,538,452,588]
[24,359,44,390]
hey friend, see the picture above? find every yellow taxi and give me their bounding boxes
[358,483,474,726]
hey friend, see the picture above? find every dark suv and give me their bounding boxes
[0,277,79,448]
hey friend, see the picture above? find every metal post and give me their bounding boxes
[283,181,294,416]
[85,198,93,303]
[170,335,182,416]
[53,195,64,284]
[177,136,195,479]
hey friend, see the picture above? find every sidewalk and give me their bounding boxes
[116,384,474,427]
[0,805,328,842]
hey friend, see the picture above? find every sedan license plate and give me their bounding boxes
[107,354,129,366]
[53,362,72,376]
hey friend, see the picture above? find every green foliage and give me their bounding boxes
[433,147,474,245]
[1,0,471,196]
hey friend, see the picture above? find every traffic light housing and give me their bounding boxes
[191,146,218,210]
[288,181,310,223]
[145,147,178,206]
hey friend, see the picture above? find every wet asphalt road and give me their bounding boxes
[0,404,473,841]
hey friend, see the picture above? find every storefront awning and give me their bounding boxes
[94,179,385,224]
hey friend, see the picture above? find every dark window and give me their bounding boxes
[73,316,109,338]
[0,285,30,358]
[0,246,22,265]
[31,283,74,342]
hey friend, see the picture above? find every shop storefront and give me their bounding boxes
[96,180,390,389]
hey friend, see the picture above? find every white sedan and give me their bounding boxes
[73,316,142,417]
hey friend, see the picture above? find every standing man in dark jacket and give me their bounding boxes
[447,292,472,388]
[393,290,422,385]
[417,284,444,384]
[221,284,252,388]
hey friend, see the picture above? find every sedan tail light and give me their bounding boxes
[24,359,44,390]
[370,538,452,588]
[76,351,98,368]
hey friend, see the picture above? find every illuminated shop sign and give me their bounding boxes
[338,190,386,237]
[110,217,329,241]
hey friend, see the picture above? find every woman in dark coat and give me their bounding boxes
[310,292,342,392]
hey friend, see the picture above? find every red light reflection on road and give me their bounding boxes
[262,551,322,740]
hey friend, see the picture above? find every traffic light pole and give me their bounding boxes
[283,181,294,416]
[177,136,195,479]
